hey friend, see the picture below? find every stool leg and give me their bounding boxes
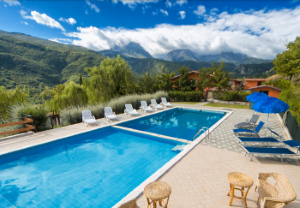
[227,184,231,196]
[153,200,157,208]
[165,196,170,208]
[241,187,244,197]
[146,198,151,208]
[229,185,234,206]
[159,200,162,206]
[244,186,252,208]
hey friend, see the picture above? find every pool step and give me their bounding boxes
[172,145,186,152]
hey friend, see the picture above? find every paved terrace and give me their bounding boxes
[0,103,299,208]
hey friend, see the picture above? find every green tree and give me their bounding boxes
[137,69,159,93]
[178,66,195,91]
[84,55,135,103]
[273,37,300,80]
[157,66,175,91]
[196,67,212,93]
[41,82,88,114]
[0,86,29,120]
[210,61,230,90]
[79,75,83,85]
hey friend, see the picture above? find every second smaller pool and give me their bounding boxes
[117,108,226,141]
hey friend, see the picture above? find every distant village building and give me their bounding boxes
[170,74,281,99]
[244,78,281,98]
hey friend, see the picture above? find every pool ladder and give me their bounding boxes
[192,127,210,141]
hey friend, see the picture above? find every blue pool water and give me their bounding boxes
[118,108,225,141]
[0,127,180,208]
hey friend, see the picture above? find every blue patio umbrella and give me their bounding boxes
[252,97,289,127]
[246,92,269,103]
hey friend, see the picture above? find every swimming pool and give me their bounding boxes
[0,127,182,208]
[117,108,226,141]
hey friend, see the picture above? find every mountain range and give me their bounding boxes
[0,29,275,102]
[164,49,272,65]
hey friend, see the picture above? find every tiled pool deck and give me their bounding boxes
[1,103,299,208]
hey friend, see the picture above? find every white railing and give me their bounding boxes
[192,127,210,141]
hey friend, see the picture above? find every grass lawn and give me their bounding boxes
[172,102,200,105]
[203,103,249,109]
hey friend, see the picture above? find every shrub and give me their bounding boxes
[168,91,203,102]
[212,91,250,102]
[60,91,168,126]
[17,105,49,131]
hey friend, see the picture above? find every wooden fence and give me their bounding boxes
[0,117,35,136]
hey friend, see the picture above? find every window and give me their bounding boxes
[257,82,262,86]
[260,90,269,95]
[228,81,232,85]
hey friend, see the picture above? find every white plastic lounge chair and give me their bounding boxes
[161,97,172,107]
[151,99,164,110]
[124,104,139,116]
[82,110,98,126]
[104,107,118,121]
[234,114,259,129]
[140,101,153,113]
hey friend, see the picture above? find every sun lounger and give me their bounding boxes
[104,107,118,121]
[82,110,98,126]
[140,101,153,112]
[282,140,300,155]
[242,146,297,162]
[234,114,259,129]
[267,128,282,142]
[151,99,164,110]
[237,137,279,147]
[161,97,172,107]
[233,121,264,136]
[124,104,139,116]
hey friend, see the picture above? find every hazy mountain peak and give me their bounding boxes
[110,41,152,59]
[164,49,202,62]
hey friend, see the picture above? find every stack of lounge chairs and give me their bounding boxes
[233,114,300,162]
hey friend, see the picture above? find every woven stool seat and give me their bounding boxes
[228,172,254,188]
[144,181,171,208]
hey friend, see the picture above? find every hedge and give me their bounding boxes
[168,91,203,102]
[212,91,250,102]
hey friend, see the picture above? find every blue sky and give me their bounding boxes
[1,0,300,59]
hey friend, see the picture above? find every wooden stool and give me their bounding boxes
[144,181,171,208]
[227,172,254,208]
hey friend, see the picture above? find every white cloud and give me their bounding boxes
[21,21,28,25]
[114,0,158,9]
[49,38,73,44]
[194,5,206,16]
[59,17,77,25]
[20,9,27,16]
[175,0,187,6]
[85,0,100,13]
[152,11,158,15]
[179,11,185,19]
[64,7,300,60]
[1,0,20,6]
[22,11,65,31]
[160,9,168,16]
[210,8,218,15]
[166,0,172,8]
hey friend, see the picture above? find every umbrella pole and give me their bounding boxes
[266,113,269,128]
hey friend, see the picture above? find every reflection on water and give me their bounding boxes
[120,109,225,141]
